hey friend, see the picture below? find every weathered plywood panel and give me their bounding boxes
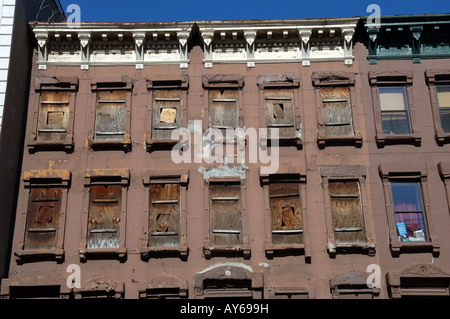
[94,90,127,141]
[210,182,242,246]
[37,91,70,141]
[264,89,295,138]
[269,182,303,245]
[24,187,62,250]
[209,89,239,130]
[329,181,365,244]
[152,90,182,140]
[321,87,354,137]
[87,184,121,249]
[149,183,180,247]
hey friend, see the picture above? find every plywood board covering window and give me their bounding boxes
[209,89,239,130]
[152,90,182,140]
[149,182,181,247]
[87,184,122,249]
[329,180,365,245]
[94,90,127,141]
[24,187,62,250]
[209,182,242,246]
[269,182,303,245]
[37,91,70,141]
[320,86,354,136]
[264,88,295,138]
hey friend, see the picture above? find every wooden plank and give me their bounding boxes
[329,181,365,244]
[149,183,180,247]
[24,187,62,250]
[87,184,121,249]
[210,182,242,246]
[209,89,239,129]
[320,86,354,137]
[38,91,70,142]
[269,182,303,245]
[264,88,295,138]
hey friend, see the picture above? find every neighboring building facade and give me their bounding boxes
[1,14,449,299]
[0,0,64,282]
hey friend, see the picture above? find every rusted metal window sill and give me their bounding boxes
[264,243,305,258]
[327,242,376,258]
[145,137,182,152]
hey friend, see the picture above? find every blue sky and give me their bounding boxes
[58,0,450,22]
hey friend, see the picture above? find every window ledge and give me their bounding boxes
[317,133,362,149]
[435,131,450,146]
[89,138,132,152]
[327,242,376,258]
[260,136,302,149]
[390,241,440,257]
[140,245,188,260]
[264,243,307,258]
[145,138,181,152]
[79,247,127,262]
[27,139,74,154]
[203,245,251,259]
[14,249,65,264]
[376,133,421,148]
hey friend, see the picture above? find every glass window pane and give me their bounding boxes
[378,87,407,111]
[395,212,427,242]
[439,109,450,133]
[437,86,450,108]
[390,182,423,212]
[381,111,411,134]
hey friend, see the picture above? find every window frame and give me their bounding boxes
[259,166,309,260]
[89,77,133,152]
[80,169,130,262]
[369,70,421,148]
[256,73,302,148]
[312,71,362,149]
[438,161,450,215]
[379,163,440,257]
[146,75,189,151]
[14,169,71,264]
[28,76,78,154]
[203,176,250,259]
[425,69,450,145]
[320,166,375,257]
[141,170,189,260]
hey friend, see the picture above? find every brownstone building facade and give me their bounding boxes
[1,14,450,299]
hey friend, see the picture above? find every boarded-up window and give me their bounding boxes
[320,86,354,136]
[264,88,295,138]
[37,91,70,141]
[209,89,239,131]
[87,184,121,249]
[24,187,62,250]
[329,181,366,245]
[269,182,303,245]
[210,182,242,246]
[152,90,182,140]
[378,87,411,135]
[436,85,450,133]
[149,181,181,247]
[94,90,127,141]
